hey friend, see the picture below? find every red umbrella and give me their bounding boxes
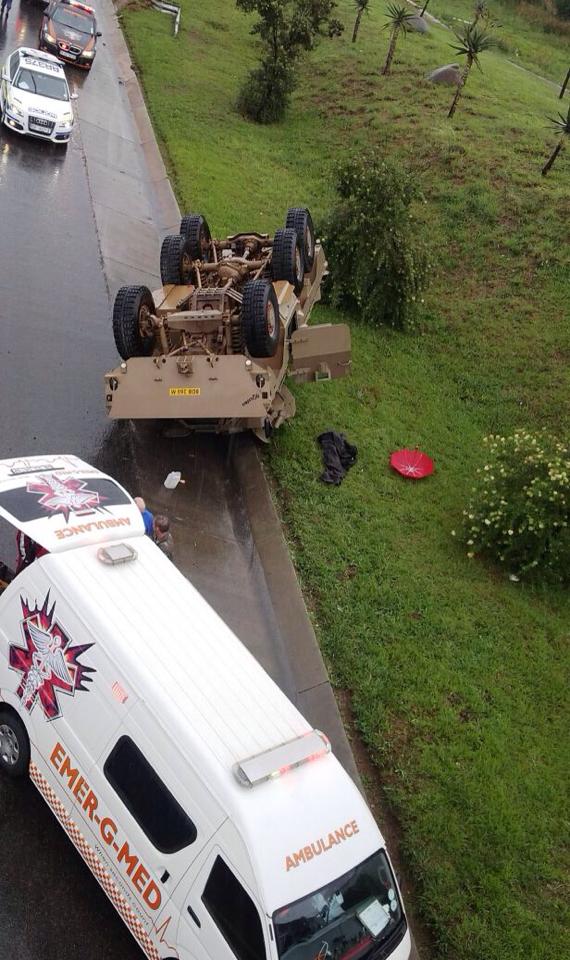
[390,448,434,479]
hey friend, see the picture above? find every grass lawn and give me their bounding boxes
[121,2,569,958]
[421,0,570,84]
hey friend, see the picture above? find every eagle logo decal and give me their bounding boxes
[9,593,95,720]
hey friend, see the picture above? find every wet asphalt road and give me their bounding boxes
[0,5,149,959]
[0,5,285,959]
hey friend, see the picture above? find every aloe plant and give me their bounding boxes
[381,3,415,76]
[560,65,570,100]
[447,22,495,118]
[542,104,570,176]
[352,0,369,43]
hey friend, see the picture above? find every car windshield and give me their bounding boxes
[15,68,69,101]
[52,8,94,33]
[273,850,405,960]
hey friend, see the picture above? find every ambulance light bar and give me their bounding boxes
[9,462,61,476]
[97,543,138,565]
[233,730,330,788]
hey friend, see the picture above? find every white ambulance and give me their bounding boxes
[0,454,412,960]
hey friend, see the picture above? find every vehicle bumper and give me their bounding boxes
[105,355,279,424]
[2,113,72,143]
[39,41,94,69]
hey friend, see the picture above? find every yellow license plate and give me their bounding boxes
[169,387,201,397]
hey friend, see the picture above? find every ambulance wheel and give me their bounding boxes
[241,280,280,358]
[285,207,315,271]
[272,228,304,295]
[179,213,211,262]
[113,285,156,360]
[0,709,29,778]
[160,234,194,286]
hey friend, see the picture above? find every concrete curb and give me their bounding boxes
[74,0,181,300]
[107,2,180,234]
[233,437,362,788]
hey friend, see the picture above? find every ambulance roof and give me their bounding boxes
[0,454,144,552]
[39,536,383,912]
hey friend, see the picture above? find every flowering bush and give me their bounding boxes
[457,430,570,581]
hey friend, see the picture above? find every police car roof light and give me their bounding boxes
[65,0,95,12]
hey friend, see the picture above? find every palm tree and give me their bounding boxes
[381,4,415,76]
[352,0,369,43]
[447,23,495,118]
[560,66,570,100]
[541,104,570,176]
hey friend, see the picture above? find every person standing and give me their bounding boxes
[134,496,154,537]
[1,0,13,17]
[153,515,174,561]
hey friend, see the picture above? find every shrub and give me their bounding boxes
[322,150,429,330]
[236,0,343,123]
[554,0,570,19]
[458,431,570,581]
[237,60,294,124]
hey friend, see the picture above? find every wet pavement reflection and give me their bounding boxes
[0,4,287,959]
[0,7,143,958]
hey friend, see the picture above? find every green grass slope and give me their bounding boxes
[121,2,569,958]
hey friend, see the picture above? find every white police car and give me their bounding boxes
[0,47,76,144]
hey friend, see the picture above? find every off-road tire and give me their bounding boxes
[285,207,315,271]
[160,234,194,286]
[241,280,280,358]
[179,213,211,262]
[272,228,304,295]
[113,286,156,360]
[0,709,30,779]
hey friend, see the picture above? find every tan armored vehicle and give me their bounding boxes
[104,207,351,438]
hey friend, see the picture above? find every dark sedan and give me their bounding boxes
[39,0,101,70]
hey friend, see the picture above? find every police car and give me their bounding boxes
[39,1,101,70]
[0,48,76,144]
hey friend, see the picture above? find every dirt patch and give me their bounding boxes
[114,0,150,13]
[335,689,435,960]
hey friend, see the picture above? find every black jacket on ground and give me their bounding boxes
[317,431,358,485]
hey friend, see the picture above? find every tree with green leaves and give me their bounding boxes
[323,149,429,331]
[381,4,416,76]
[447,23,495,118]
[236,0,343,123]
[541,104,570,175]
[560,65,570,100]
[352,0,369,43]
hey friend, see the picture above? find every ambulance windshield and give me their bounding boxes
[273,850,405,960]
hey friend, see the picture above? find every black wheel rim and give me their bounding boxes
[0,723,19,766]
